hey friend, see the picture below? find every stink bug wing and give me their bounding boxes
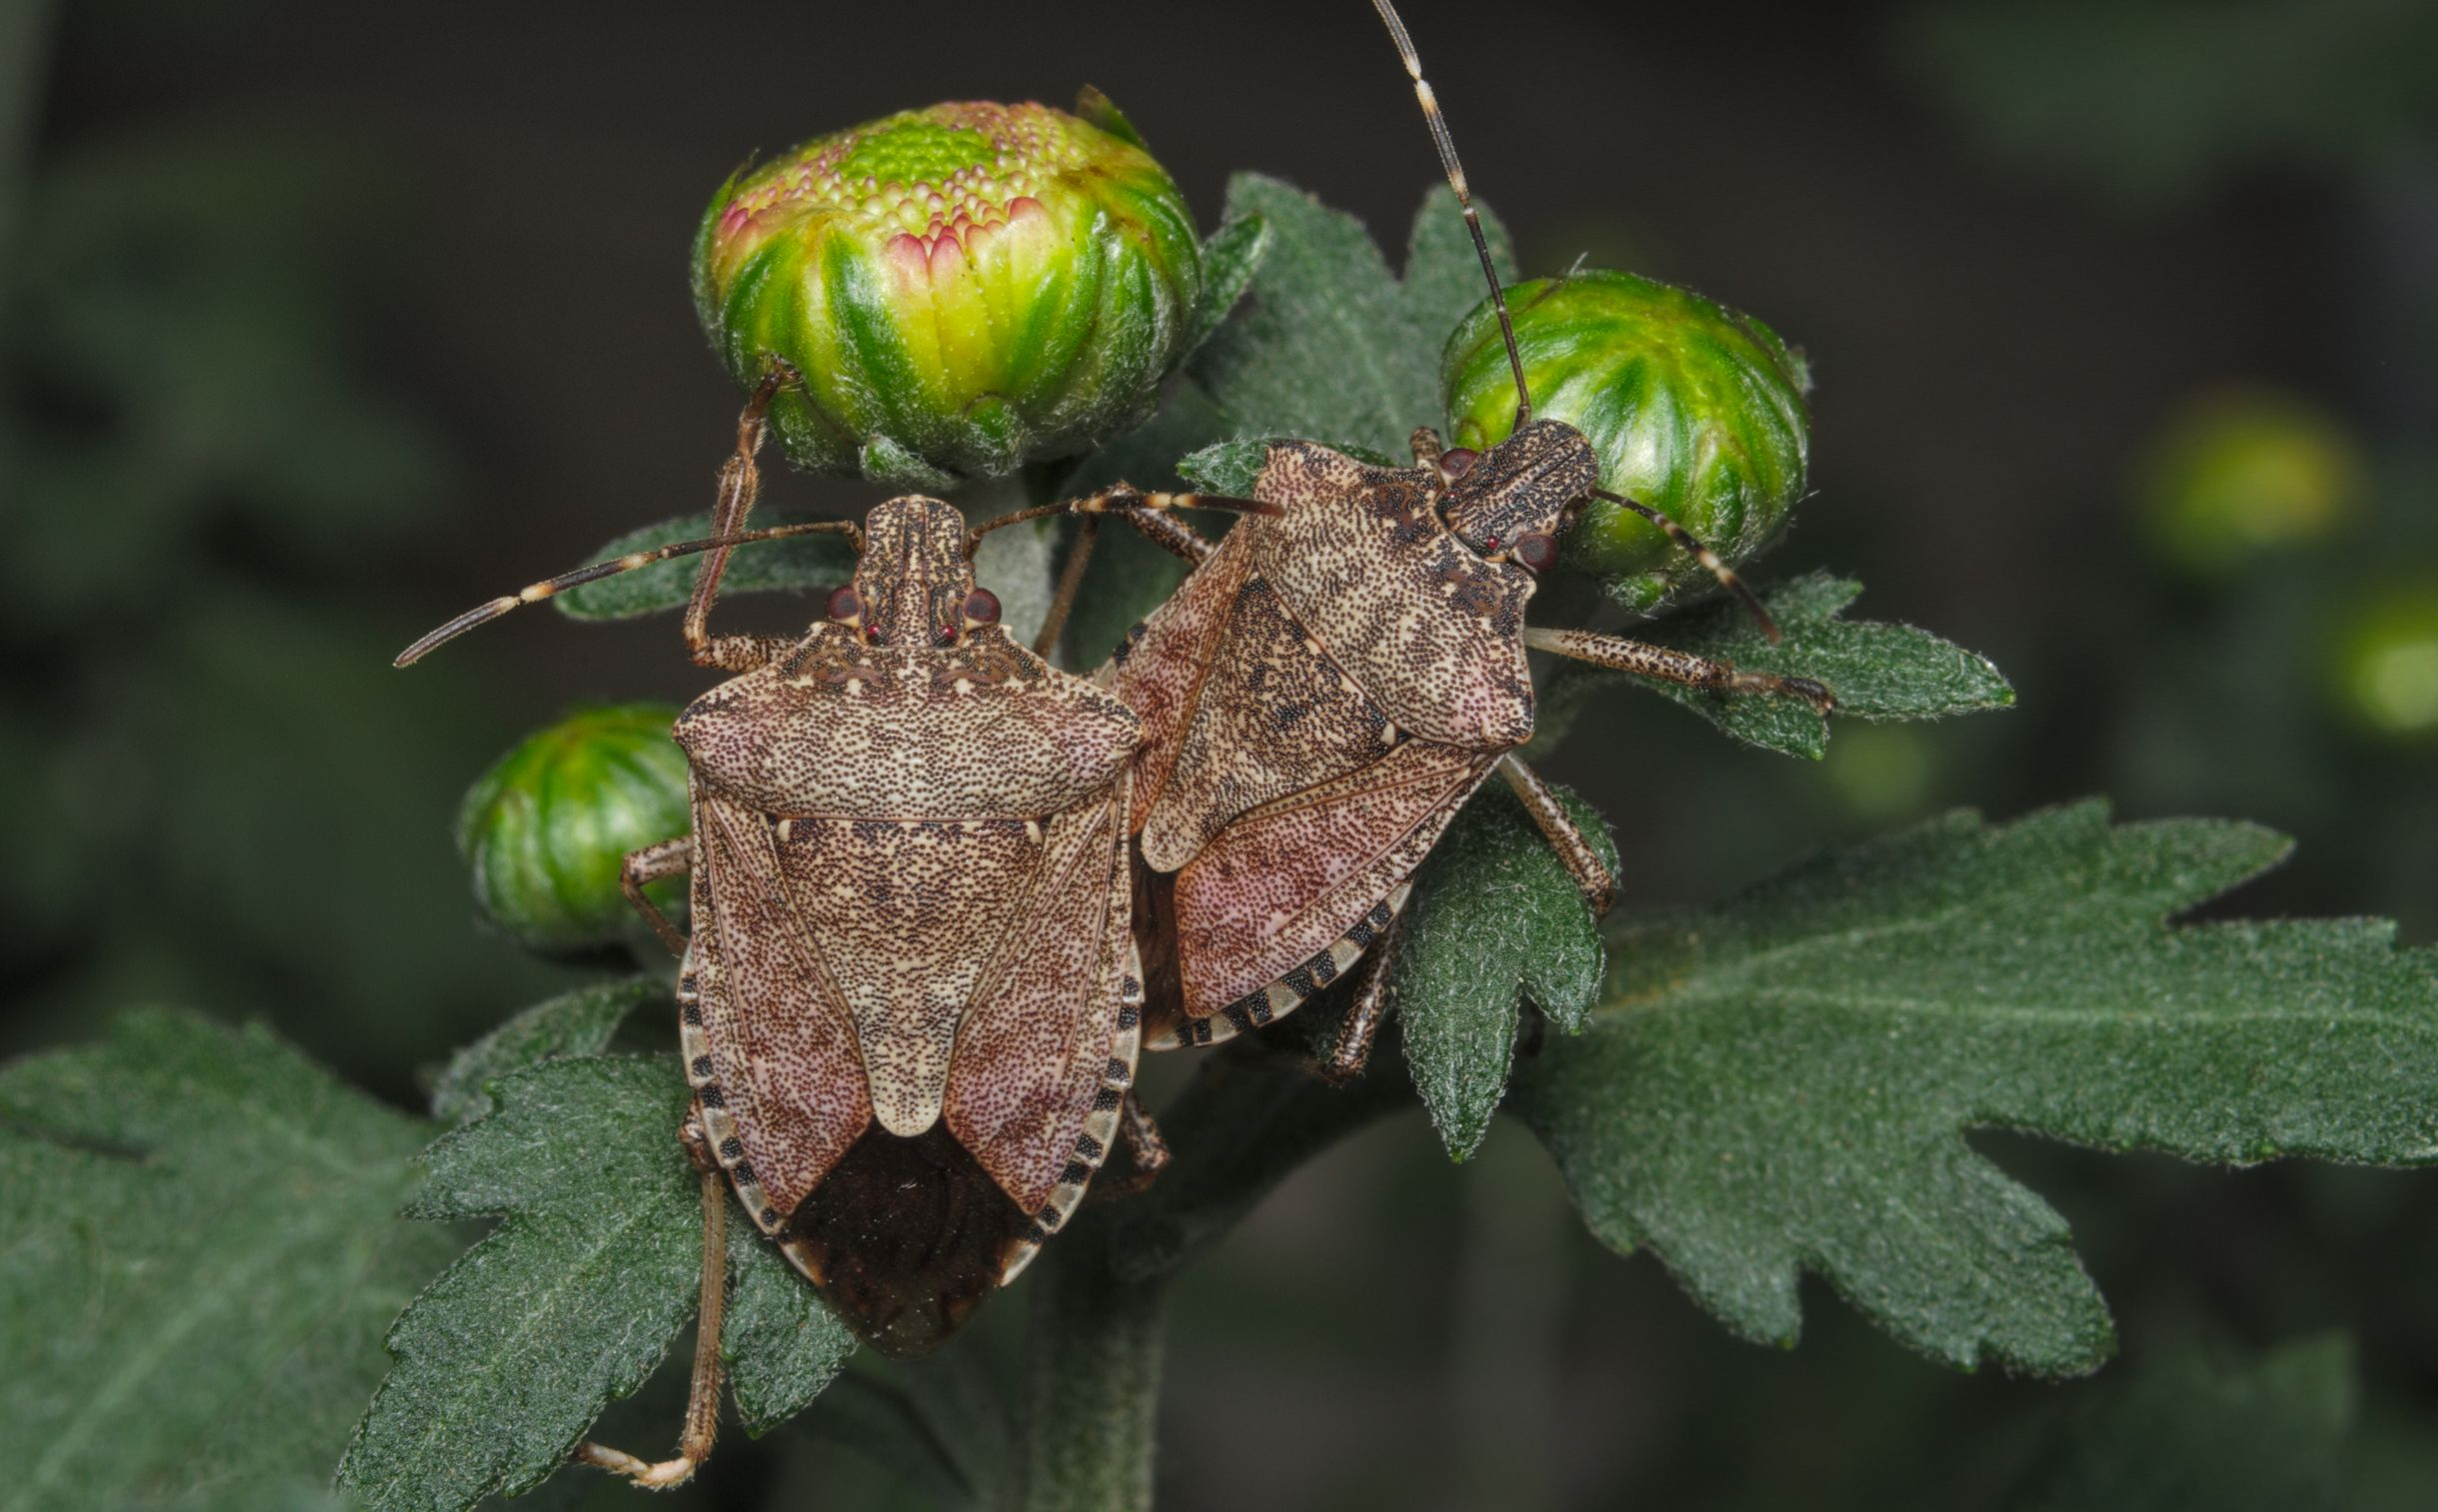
[1254,441,1537,750]
[1159,738,1498,1029]
[1101,533,1252,834]
[1137,573,1401,874]
[945,772,1141,1258]
[687,786,873,1226]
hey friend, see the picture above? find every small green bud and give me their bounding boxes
[456,704,690,953]
[2332,580,2438,742]
[1441,270,1810,612]
[694,99,1203,489]
[2137,388,2362,579]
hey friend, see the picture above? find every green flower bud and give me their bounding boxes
[2137,388,2361,579]
[694,99,1203,489]
[1441,270,1810,612]
[456,704,690,953]
[2332,580,2438,742]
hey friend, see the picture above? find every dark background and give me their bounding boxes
[6,1,2435,1508]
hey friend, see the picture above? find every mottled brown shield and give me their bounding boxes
[1107,429,1593,1046]
[677,497,1147,1357]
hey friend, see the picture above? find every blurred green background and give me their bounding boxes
[3,0,2433,1507]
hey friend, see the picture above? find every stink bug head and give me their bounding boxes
[848,497,985,647]
[1438,418,1598,566]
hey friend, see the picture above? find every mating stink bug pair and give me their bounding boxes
[400,0,1832,1488]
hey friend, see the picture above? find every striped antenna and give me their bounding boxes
[394,519,862,667]
[1591,488,1782,643]
[1370,0,1532,427]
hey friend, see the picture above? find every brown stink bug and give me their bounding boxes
[1076,0,1836,1072]
[396,371,1270,1485]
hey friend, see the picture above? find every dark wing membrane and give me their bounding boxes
[779,1120,1030,1359]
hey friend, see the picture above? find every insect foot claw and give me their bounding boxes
[1790,678,1836,716]
[572,1440,704,1490]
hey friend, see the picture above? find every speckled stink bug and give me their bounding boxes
[397,371,1271,1485]
[1080,0,1836,1072]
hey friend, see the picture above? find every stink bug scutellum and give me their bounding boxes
[397,370,1269,1486]
[1076,0,1834,1071]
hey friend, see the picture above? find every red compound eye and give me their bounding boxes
[963,588,1002,626]
[1512,532,1559,574]
[826,585,862,622]
[1439,447,1480,479]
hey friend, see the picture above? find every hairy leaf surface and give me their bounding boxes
[1510,802,2438,1376]
[339,1055,855,1510]
[1190,174,1513,463]
[427,974,657,1124]
[1532,573,2013,760]
[1180,214,1272,363]
[1394,780,1616,1161]
[1050,180,1505,668]
[0,1008,454,1512]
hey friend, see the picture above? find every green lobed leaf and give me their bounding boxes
[1045,180,1491,668]
[553,508,858,622]
[2008,1336,2356,1512]
[1175,435,1399,498]
[1179,214,1272,364]
[338,1055,857,1510]
[429,979,849,1437]
[1189,174,1515,462]
[1394,778,1616,1161]
[724,1217,856,1437]
[1510,801,2438,1377]
[1530,572,2014,761]
[427,974,658,1124]
[0,1008,456,1512]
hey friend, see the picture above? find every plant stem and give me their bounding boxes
[1006,1033,1415,1509]
[1009,1214,1171,1512]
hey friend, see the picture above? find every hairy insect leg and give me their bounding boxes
[1032,514,1101,660]
[1522,626,1834,715]
[573,1114,728,1489]
[1084,1092,1173,1204]
[1323,913,1402,1084]
[965,486,1268,563]
[621,835,694,956]
[1110,505,1217,565]
[683,363,819,673]
[1498,755,1614,915]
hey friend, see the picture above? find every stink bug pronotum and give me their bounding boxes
[1073,0,1836,1072]
[397,370,1271,1486]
